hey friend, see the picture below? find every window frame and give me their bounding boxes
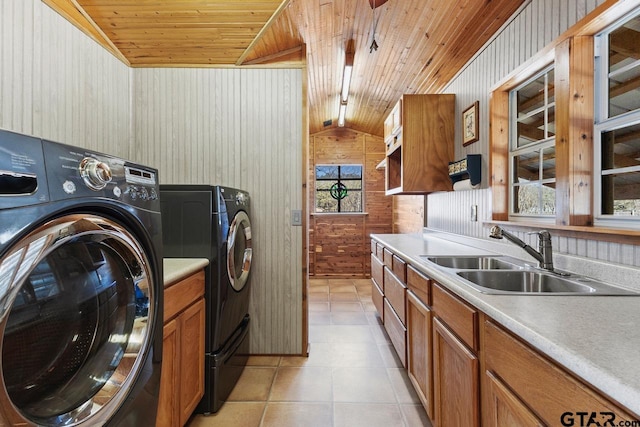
[314,164,364,213]
[488,1,640,243]
[593,10,640,227]
[508,66,557,220]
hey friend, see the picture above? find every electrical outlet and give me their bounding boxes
[471,205,478,222]
[292,210,302,226]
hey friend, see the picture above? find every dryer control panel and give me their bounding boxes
[42,140,160,212]
[0,129,49,209]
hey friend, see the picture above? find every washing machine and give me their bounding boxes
[0,129,163,426]
[160,185,252,414]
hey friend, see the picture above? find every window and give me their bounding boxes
[315,165,363,213]
[595,10,640,223]
[509,67,556,217]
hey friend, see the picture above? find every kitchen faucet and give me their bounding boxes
[489,225,554,272]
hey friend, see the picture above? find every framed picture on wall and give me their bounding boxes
[462,101,479,146]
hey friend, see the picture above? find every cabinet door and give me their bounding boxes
[433,318,479,427]
[484,371,543,427]
[484,320,636,424]
[407,291,433,419]
[179,298,206,426]
[158,319,179,427]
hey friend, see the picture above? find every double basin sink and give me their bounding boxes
[421,256,638,296]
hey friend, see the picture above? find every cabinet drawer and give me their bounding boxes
[371,253,384,292]
[164,270,205,322]
[407,265,431,306]
[384,267,407,324]
[384,298,407,367]
[371,279,384,322]
[392,255,407,282]
[484,320,636,425]
[432,282,478,351]
[371,239,377,255]
[376,243,385,261]
[383,248,394,269]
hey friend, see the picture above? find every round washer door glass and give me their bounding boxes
[0,214,155,426]
[227,210,252,291]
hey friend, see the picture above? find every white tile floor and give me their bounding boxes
[186,278,432,427]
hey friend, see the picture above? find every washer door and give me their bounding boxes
[226,210,252,291]
[0,214,155,426]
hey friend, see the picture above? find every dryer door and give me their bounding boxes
[226,210,252,291]
[0,214,156,426]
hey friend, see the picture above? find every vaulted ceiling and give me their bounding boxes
[43,0,526,136]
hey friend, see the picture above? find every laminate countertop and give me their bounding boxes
[163,258,209,287]
[371,231,640,417]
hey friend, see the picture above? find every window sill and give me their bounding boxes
[484,220,640,245]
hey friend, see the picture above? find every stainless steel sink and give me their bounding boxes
[456,270,638,295]
[424,256,522,270]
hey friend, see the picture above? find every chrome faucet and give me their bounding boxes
[489,225,554,271]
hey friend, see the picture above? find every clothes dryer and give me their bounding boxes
[160,185,252,414]
[0,130,163,426]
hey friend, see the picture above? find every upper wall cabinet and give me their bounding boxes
[385,94,455,195]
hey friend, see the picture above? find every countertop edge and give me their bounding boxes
[163,258,209,287]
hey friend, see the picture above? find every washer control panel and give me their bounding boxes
[42,140,160,211]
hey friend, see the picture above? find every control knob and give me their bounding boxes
[236,192,247,205]
[79,157,112,191]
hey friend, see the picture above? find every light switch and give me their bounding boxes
[292,210,302,226]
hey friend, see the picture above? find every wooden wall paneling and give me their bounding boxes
[309,129,391,277]
[314,215,366,276]
[489,90,510,221]
[364,135,391,276]
[308,136,316,278]
[554,35,594,226]
[2,0,130,157]
[393,195,425,233]
[424,0,640,269]
[132,68,304,355]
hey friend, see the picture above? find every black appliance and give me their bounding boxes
[160,185,252,414]
[0,129,163,426]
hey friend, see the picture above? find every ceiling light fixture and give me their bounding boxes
[338,103,347,127]
[338,40,355,128]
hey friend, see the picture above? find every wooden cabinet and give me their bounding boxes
[158,270,206,427]
[384,267,406,324]
[483,320,636,426]
[383,265,408,366]
[370,242,639,426]
[407,289,433,419]
[384,99,402,138]
[371,239,408,366]
[484,370,544,427]
[384,94,455,195]
[432,282,480,427]
[384,298,407,367]
[371,253,385,320]
[433,317,479,427]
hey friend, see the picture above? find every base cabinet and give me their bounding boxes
[483,320,636,426]
[370,241,639,426]
[158,271,206,427]
[407,290,433,419]
[433,318,479,427]
[484,370,544,427]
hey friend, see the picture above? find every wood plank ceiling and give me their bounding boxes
[43,0,526,136]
